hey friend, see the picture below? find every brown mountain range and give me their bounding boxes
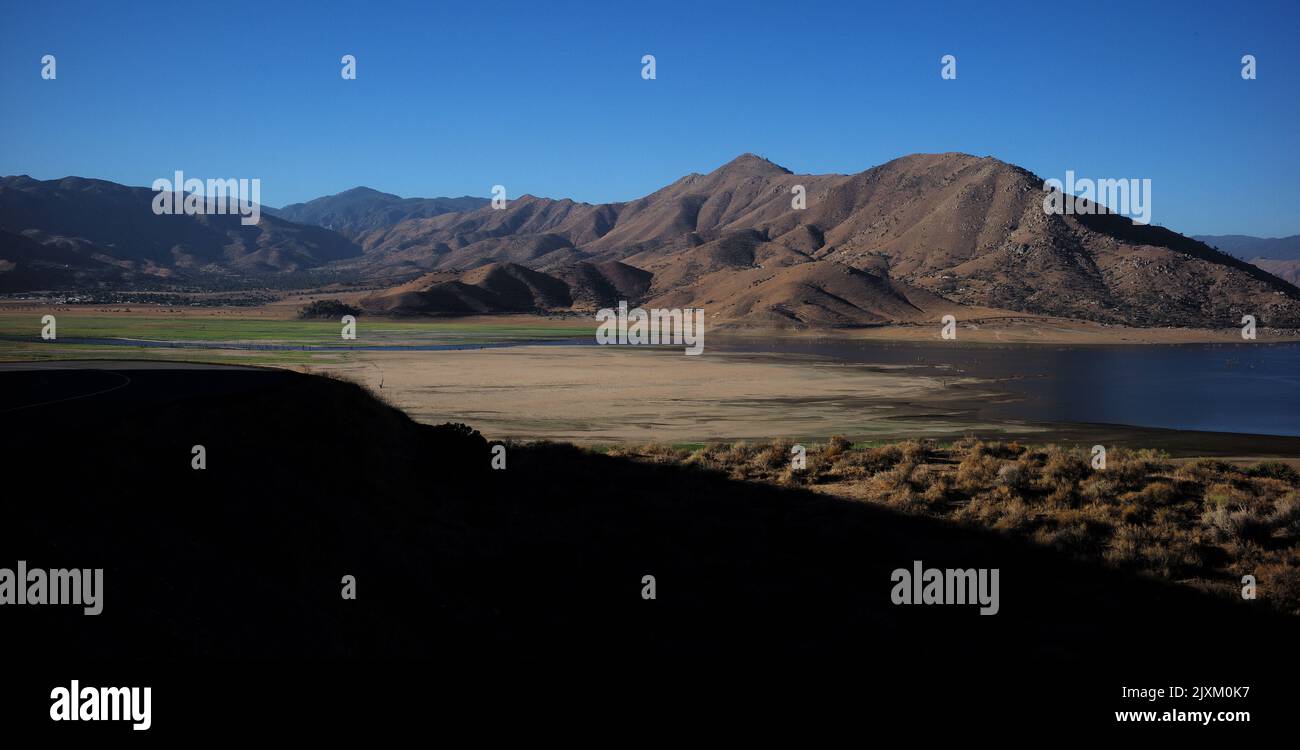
[355,153,1300,328]
[4,155,1297,328]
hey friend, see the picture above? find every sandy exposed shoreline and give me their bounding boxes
[297,345,1001,444]
[291,344,1300,458]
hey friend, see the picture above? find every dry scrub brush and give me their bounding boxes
[605,438,1300,614]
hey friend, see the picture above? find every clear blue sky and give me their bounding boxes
[2,0,1298,236]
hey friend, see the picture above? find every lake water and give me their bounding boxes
[712,339,1300,438]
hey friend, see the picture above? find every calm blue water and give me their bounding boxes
[712,339,1300,438]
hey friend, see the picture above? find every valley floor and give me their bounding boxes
[3,304,1299,454]
[4,297,1300,344]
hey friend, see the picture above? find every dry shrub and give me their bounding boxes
[1133,481,1177,505]
[956,453,1001,492]
[1255,556,1300,615]
[608,443,687,464]
[862,461,929,511]
[868,461,918,493]
[1202,482,1238,508]
[1080,475,1117,504]
[758,439,795,470]
[1043,446,1089,488]
[823,435,852,459]
[777,466,804,486]
[601,438,1300,616]
[898,439,932,464]
[720,442,756,465]
[1246,461,1300,484]
[956,493,1032,532]
[1034,522,1096,557]
[1175,458,1236,485]
[1115,494,1150,525]
[682,443,724,470]
[1105,524,1154,567]
[990,496,1033,532]
[831,444,903,477]
[975,440,1023,460]
[1043,483,1078,510]
[921,472,955,508]
[1109,448,1173,486]
[1271,492,1300,539]
[1202,504,1273,544]
[995,462,1032,492]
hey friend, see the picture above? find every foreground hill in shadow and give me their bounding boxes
[0,364,1293,679]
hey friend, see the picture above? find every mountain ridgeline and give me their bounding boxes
[1195,234,1300,286]
[0,175,363,289]
[3,154,1299,329]
[268,187,489,240]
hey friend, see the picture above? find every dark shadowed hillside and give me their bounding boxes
[359,260,653,314]
[0,175,362,286]
[2,363,1296,733]
[0,364,1293,667]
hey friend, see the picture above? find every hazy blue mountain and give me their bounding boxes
[1194,234,1300,260]
[270,187,488,239]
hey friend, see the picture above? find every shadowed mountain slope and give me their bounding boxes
[0,175,362,284]
[360,260,652,315]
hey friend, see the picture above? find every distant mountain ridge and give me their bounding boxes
[352,153,1300,328]
[1194,234,1300,261]
[1248,259,1300,286]
[268,187,489,240]
[4,156,1299,329]
[0,175,361,290]
[1193,234,1300,287]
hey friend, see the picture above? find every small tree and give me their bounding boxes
[298,299,360,319]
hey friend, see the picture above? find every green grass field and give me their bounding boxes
[0,312,595,363]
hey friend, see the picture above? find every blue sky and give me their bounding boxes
[2,0,1298,236]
